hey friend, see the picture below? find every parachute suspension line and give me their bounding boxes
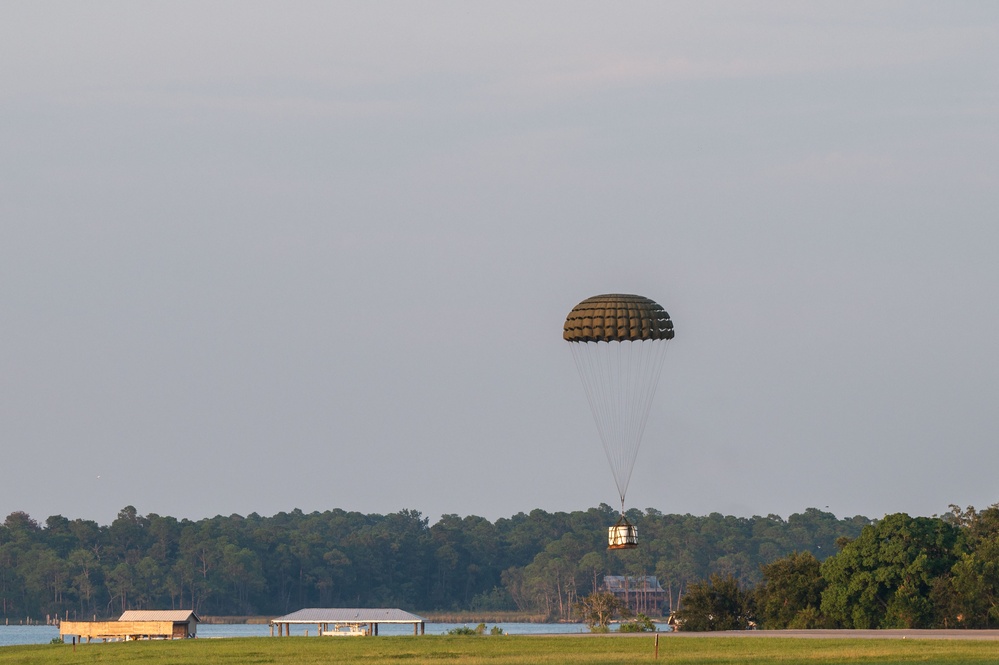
[620,338,669,503]
[570,341,623,503]
[569,338,671,508]
[628,338,670,481]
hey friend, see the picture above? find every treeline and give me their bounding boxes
[0,504,867,621]
[675,505,999,630]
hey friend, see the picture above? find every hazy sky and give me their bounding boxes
[2,2,997,527]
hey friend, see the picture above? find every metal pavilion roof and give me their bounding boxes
[271,608,425,624]
[118,610,201,623]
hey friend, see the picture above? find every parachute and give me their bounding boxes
[564,294,674,549]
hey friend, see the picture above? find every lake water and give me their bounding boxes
[0,621,670,647]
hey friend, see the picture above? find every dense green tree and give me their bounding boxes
[68,548,99,617]
[820,513,959,628]
[755,551,825,628]
[108,506,150,564]
[578,551,606,597]
[675,574,754,631]
[949,543,999,627]
[0,504,873,621]
[939,504,999,628]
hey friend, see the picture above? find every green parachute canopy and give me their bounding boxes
[563,294,674,343]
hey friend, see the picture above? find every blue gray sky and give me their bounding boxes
[2,2,997,526]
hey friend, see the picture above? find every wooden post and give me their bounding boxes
[654,633,659,659]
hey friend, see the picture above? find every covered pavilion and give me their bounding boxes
[270,608,425,636]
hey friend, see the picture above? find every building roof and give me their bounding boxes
[603,575,665,592]
[271,608,425,624]
[118,610,201,623]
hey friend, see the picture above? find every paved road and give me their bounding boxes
[667,629,999,641]
[549,629,999,640]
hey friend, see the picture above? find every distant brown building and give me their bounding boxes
[602,575,666,615]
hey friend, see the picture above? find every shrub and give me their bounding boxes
[619,614,656,632]
[445,626,478,635]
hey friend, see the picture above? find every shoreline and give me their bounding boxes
[198,612,575,625]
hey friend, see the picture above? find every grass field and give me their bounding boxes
[3,635,999,665]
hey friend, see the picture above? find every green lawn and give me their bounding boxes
[2,635,998,665]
